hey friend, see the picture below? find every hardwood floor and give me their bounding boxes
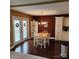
[11,39,69,59]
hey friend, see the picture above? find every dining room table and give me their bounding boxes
[34,32,50,48]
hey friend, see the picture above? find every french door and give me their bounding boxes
[13,17,28,43]
[13,20,21,42]
[22,20,28,40]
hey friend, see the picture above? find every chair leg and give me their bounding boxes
[41,44,42,48]
[44,40,46,48]
[44,43,46,48]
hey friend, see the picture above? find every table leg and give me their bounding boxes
[34,39,36,47]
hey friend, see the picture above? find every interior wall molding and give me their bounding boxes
[11,0,68,7]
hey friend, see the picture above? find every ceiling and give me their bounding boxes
[11,0,69,16]
[11,0,55,6]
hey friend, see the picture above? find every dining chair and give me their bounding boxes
[34,33,50,48]
[34,36,45,48]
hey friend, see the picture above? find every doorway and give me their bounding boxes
[13,17,28,43]
[22,20,28,40]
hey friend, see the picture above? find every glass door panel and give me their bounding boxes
[22,20,28,39]
[13,20,21,42]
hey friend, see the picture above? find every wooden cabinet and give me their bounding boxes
[55,17,63,40]
[62,17,69,41]
[55,17,69,41]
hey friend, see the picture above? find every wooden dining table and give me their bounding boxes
[34,32,50,48]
